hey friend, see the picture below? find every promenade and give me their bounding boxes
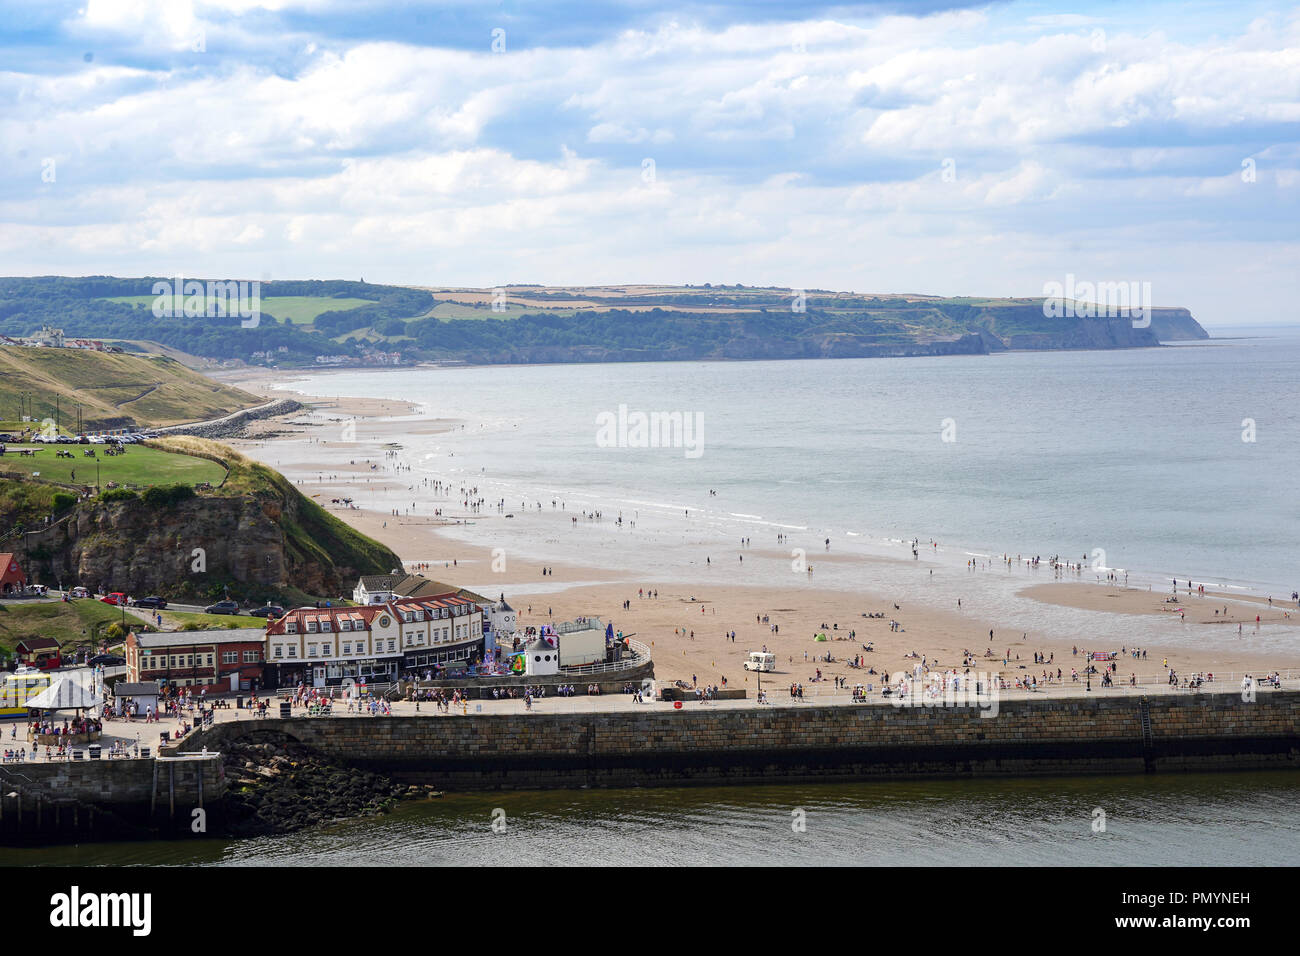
[0,670,1286,764]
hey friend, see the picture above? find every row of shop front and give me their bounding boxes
[262,637,486,690]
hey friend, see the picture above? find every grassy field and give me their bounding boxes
[101,295,376,325]
[160,610,268,630]
[0,599,130,655]
[0,443,226,488]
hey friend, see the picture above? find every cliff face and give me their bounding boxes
[1147,308,1210,341]
[457,333,994,365]
[41,495,287,596]
[24,470,402,602]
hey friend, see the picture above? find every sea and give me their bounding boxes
[16,328,1291,867]
[261,325,1300,656]
[10,772,1300,866]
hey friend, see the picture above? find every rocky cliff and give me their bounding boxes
[20,440,402,603]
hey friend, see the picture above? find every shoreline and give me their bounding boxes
[216,372,1300,692]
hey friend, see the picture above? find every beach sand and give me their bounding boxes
[220,377,1300,694]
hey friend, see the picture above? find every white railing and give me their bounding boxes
[560,639,651,677]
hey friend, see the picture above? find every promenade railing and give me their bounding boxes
[559,639,652,677]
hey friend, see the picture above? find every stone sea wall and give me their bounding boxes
[0,756,223,842]
[184,689,1300,791]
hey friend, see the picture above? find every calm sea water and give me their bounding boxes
[269,329,1294,634]
[276,328,1299,600]
[6,772,1299,866]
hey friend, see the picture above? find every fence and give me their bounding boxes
[558,639,652,676]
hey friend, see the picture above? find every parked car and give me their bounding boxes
[132,595,168,609]
[88,654,125,667]
[248,605,285,619]
[100,592,128,606]
[89,436,106,444]
[0,433,15,442]
[69,586,90,599]
[204,600,241,615]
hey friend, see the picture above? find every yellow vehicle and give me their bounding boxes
[0,668,52,717]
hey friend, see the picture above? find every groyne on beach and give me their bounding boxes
[180,689,1300,791]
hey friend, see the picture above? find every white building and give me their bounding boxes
[523,636,560,677]
[265,593,485,688]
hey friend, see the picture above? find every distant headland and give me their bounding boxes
[0,277,1208,370]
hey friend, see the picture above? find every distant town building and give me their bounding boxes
[26,326,65,348]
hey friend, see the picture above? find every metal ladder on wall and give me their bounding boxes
[1138,697,1154,771]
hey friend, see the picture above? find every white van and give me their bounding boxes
[743,651,776,672]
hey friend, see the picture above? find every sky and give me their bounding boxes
[1,0,1298,326]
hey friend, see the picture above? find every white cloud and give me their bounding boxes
[0,5,1295,327]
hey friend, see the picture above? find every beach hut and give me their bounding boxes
[524,637,560,677]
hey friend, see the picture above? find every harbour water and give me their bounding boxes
[7,771,1300,866]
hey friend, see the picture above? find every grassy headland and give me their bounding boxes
[0,345,259,430]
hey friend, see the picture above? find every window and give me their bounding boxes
[306,621,318,633]
[287,647,297,658]
[387,640,396,652]
[243,650,259,663]
[343,643,351,655]
[308,645,317,657]
[222,651,238,665]
[321,620,331,632]
[340,620,351,632]
[206,654,213,666]
[287,622,298,634]
[274,646,283,658]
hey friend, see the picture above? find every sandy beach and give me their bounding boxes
[215,370,1300,693]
